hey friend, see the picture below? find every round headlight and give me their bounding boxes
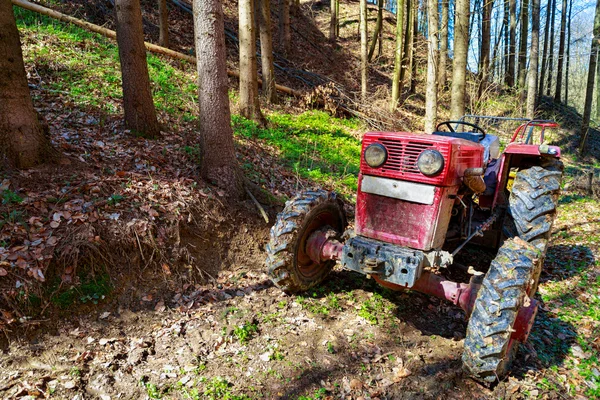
[364,143,387,168]
[417,149,444,176]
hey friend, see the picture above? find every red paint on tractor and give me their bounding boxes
[504,143,561,157]
[511,299,539,343]
[355,181,457,251]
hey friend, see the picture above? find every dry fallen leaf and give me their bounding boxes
[0,267,7,276]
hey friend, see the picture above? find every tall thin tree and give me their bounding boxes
[115,0,160,138]
[517,0,529,95]
[329,0,337,40]
[360,0,368,100]
[479,0,494,98]
[545,0,556,96]
[564,0,572,105]
[538,0,552,97]
[193,0,244,197]
[507,0,516,86]
[259,0,277,103]
[451,0,470,120]
[390,0,406,111]
[158,0,169,47]
[554,0,567,102]
[526,0,540,118]
[369,0,384,61]
[279,0,291,54]
[579,0,600,154]
[438,0,449,90]
[503,0,510,83]
[425,0,439,133]
[410,0,418,93]
[400,0,412,87]
[239,0,265,124]
[0,0,51,168]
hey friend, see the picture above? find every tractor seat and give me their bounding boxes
[432,131,481,143]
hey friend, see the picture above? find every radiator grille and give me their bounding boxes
[379,139,433,175]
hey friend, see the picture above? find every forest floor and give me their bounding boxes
[1,2,600,400]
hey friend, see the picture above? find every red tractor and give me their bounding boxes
[265,117,563,383]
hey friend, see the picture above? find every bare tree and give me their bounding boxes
[329,0,337,40]
[115,0,160,138]
[479,0,494,97]
[451,0,470,120]
[507,0,516,87]
[410,0,418,93]
[193,0,244,197]
[0,0,51,168]
[368,0,384,61]
[259,0,277,103]
[554,0,567,102]
[539,0,552,97]
[503,0,509,84]
[526,0,540,118]
[360,0,368,100]
[425,0,439,133]
[564,0,572,105]
[438,0,449,90]
[400,0,412,87]
[517,0,529,95]
[279,0,291,54]
[240,0,265,124]
[390,0,405,111]
[158,0,169,47]
[579,0,600,154]
[545,0,556,96]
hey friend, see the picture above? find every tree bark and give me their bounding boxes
[553,0,567,102]
[450,0,470,120]
[526,0,540,118]
[579,0,600,154]
[239,0,265,124]
[545,0,556,96]
[517,0,529,99]
[564,0,572,105]
[335,0,340,37]
[507,0,516,87]
[400,0,412,87]
[410,0,418,93]
[0,0,51,168]
[538,0,551,98]
[259,0,277,103]
[368,0,384,61]
[478,0,494,98]
[390,0,405,111]
[193,0,244,197]
[115,0,160,138]
[438,0,448,90]
[360,0,368,101]
[503,0,509,84]
[158,0,168,47]
[425,0,439,133]
[329,0,336,40]
[279,0,291,54]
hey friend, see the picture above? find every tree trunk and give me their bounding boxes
[545,0,556,96]
[239,0,265,124]
[503,0,509,84]
[368,0,383,61]
[564,0,572,105]
[259,0,277,103]
[0,0,51,168]
[579,0,600,154]
[410,0,418,93]
[450,0,470,120]
[115,0,160,138]
[193,0,244,197]
[517,0,529,100]
[425,0,439,133]
[507,0,516,87]
[538,0,551,98]
[526,0,540,118]
[553,0,567,102]
[158,0,168,47]
[360,0,368,100]
[478,0,494,98]
[438,0,448,90]
[400,0,412,86]
[279,0,291,54]
[335,0,340,37]
[329,0,336,40]
[596,52,600,119]
[390,0,405,111]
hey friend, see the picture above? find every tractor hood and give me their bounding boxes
[360,132,485,187]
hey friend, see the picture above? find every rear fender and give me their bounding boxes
[503,142,561,157]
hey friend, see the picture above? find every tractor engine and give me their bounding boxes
[341,132,493,287]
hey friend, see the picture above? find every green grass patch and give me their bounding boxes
[50,273,112,308]
[233,111,362,194]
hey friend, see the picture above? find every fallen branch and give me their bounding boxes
[12,0,302,97]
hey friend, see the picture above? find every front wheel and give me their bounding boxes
[266,190,347,293]
[462,237,541,383]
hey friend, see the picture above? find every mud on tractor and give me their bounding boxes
[265,117,563,383]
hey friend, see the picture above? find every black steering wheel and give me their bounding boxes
[435,121,487,141]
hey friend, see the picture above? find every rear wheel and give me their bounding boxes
[266,190,347,293]
[462,238,541,383]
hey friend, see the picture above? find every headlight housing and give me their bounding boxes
[364,143,387,168]
[417,149,444,176]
